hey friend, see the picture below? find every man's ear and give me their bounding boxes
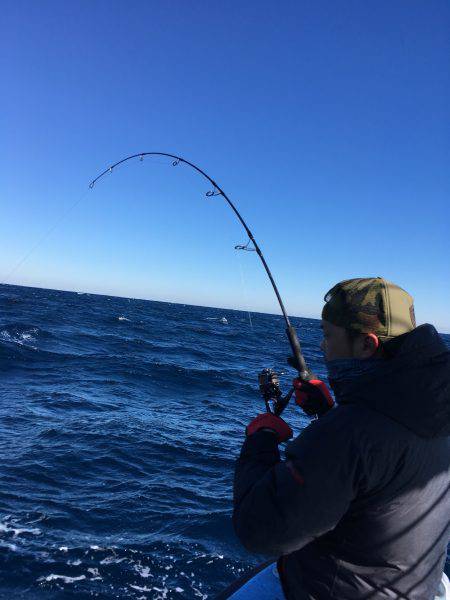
[362,333,380,358]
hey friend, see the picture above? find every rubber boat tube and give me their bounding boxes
[216,563,450,599]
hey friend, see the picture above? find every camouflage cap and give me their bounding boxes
[322,277,416,339]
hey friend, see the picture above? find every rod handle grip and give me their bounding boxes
[286,325,313,381]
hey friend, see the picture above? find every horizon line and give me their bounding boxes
[1,281,449,335]
[0,280,321,321]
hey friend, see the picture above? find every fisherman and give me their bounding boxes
[233,277,450,600]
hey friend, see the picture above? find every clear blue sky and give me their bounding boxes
[2,1,449,330]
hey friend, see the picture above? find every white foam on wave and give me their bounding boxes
[206,316,228,324]
[87,567,102,581]
[151,586,168,599]
[39,574,86,584]
[117,316,130,322]
[100,555,126,565]
[130,584,153,592]
[0,328,38,349]
[0,541,17,551]
[134,563,152,578]
[25,513,47,525]
[0,521,41,538]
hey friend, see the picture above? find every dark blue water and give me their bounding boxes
[0,284,448,599]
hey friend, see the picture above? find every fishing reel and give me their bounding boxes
[258,368,294,416]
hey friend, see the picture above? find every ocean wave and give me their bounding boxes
[0,323,43,349]
[0,283,328,598]
[24,539,247,600]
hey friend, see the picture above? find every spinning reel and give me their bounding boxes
[258,368,294,417]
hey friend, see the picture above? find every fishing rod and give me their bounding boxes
[89,152,313,414]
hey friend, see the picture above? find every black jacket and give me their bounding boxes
[233,325,450,599]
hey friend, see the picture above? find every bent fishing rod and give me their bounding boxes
[89,152,313,414]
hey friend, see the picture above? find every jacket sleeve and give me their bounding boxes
[232,411,362,556]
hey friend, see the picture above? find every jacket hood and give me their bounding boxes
[332,324,450,438]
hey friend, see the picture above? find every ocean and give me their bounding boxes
[0,284,448,599]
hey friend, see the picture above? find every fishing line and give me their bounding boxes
[0,158,171,285]
[2,150,313,412]
[1,188,91,285]
[89,152,313,388]
[235,250,254,331]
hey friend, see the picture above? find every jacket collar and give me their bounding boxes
[332,325,450,438]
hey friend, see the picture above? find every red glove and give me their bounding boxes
[246,413,293,443]
[293,378,335,417]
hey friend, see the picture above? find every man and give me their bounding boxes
[233,277,450,599]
